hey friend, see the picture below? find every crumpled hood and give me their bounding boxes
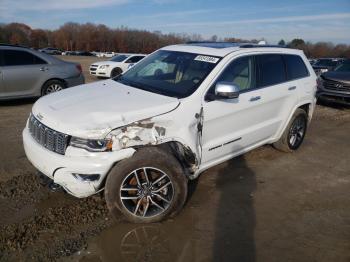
[32,80,180,139]
[322,71,350,84]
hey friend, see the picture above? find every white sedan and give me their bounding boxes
[89,54,146,78]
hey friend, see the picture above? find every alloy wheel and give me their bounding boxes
[45,83,63,94]
[288,116,306,148]
[120,167,174,218]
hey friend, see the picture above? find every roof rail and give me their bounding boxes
[185,41,287,49]
[0,43,30,49]
[240,43,287,48]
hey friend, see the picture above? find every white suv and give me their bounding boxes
[89,54,146,78]
[23,42,317,223]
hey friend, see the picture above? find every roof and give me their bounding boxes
[162,42,299,57]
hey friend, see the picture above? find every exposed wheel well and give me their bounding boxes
[298,103,311,120]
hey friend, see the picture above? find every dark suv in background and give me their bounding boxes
[317,59,350,104]
[0,44,85,100]
[312,58,344,76]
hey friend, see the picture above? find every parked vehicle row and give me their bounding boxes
[23,42,317,223]
[39,48,119,58]
[0,44,84,100]
[89,53,146,78]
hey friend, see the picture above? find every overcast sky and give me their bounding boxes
[1,0,350,44]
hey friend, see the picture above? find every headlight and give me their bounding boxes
[70,137,113,152]
[99,65,110,69]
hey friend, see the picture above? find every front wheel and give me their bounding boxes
[105,147,188,223]
[273,108,308,152]
[110,67,122,78]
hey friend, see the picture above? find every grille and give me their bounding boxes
[89,65,98,72]
[323,79,350,92]
[28,115,70,155]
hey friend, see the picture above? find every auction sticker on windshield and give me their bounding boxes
[194,55,219,63]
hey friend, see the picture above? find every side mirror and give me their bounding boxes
[215,82,240,99]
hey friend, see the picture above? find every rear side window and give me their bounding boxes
[284,55,309,80]
[3,50,47,66]
[257,54,286,87]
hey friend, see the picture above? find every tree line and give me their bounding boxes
[0,22,349,58]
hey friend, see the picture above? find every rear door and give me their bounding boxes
[283,54,313,103]
[1,49,49,97]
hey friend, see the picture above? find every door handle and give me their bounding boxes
[250,96,261,102]
[39,67,48,71]
[288,86,296,90]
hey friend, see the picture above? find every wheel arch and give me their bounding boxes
[273,101,314,143]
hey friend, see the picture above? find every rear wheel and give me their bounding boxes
[105,147,188,223]
[41,80,65,96]
[273,108,308,152]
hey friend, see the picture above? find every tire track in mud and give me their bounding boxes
[0,173,115,261]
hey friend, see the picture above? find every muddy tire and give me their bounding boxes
[111,67,122,78]
[105,147,188,223]
[273,108,308,153]
[41,79,65,96]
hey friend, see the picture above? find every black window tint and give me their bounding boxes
[34,55,47,65]
[3,50,46,66]
[216,56,256,91]
[126,56,144,63]
[284,55,309,80]
[257,54,286,87]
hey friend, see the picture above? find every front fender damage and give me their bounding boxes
[108,118,200,174]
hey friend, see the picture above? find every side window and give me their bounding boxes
[284,54,309,80]
[215,56,256,92]
[3,50,47,66]
[34,55,47,65]
[125,56,144,63]
[132,56,145,63]
[257,54,286,87]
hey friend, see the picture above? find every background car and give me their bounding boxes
[102,52,116,58]
[89,53,146,78]
[0,44,85,100]
[317,59,350,104]
[75,51,95,56]
[312,58,345,76]
[39,47,62,55]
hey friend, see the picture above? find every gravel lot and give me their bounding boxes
[0,56,349,261]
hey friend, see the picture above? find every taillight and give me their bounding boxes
[76,64,82,74]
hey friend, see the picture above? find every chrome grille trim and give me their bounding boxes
[28,114,70,155]
[323,79,350,92]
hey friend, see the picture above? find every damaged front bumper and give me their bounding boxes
[23,128,135,198]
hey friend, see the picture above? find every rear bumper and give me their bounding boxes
[23,127,135,198]
[65,74,85,87]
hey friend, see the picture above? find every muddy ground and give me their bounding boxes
[0,56,349,262]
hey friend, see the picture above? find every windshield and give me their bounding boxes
[110,54,130,62]
[114,50,220,98]
[314,59,337,67]
[335,61,350,72]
